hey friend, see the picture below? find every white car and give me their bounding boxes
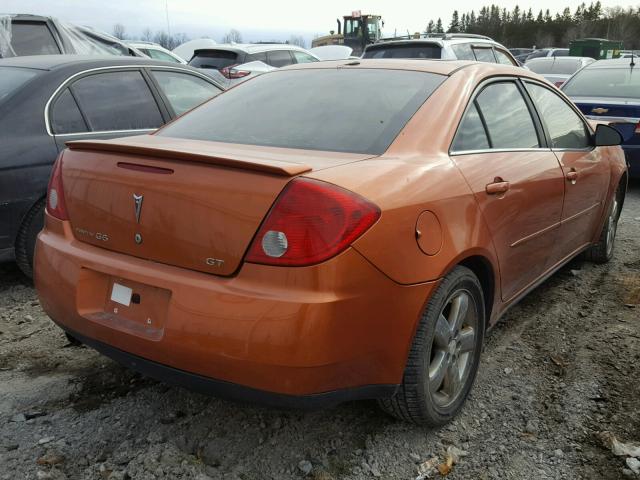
[525,56,594,87]
[127,41,186,64]
[172,38,218,63]
[188,43,320,86]
[362,34,519,66]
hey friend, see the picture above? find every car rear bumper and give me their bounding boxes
[35,214,436,400]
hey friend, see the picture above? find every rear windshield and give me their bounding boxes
[0,67,41,102]
[189,50,238,69]
[528,59,583,74]
[158,69,445,154]
[4,21,61,57]
[563,67,640,99]
[363,44,442,59]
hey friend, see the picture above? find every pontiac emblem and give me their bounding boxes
[133,194,144,223]
[591,107,609,115]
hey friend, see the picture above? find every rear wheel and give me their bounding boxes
[378,266,485,426]
[15,198,46,279]
[585,188,621,264]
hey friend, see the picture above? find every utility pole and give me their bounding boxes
[165,0,171,36]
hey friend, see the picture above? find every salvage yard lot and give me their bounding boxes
[1,183,639,480]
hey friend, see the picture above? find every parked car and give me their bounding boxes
[362,34,519,66]
[128,41,186,64]
[562,58,640,177]
[188,43,320,86]
[525,48,569,61]
[0,14,142,57]
[0,55,224,277]
[509,47,534,61]
[525,56,594,87]
[35,59,626,425]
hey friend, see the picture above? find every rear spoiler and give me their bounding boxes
[66,136,312,177]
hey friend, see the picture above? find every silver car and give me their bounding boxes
[526,56,594,87]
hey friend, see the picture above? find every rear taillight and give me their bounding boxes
[554,81,565,88]
[246,178,380,267]
[220,64,251,79]
[635,121,640,134]
[46,154,69,220]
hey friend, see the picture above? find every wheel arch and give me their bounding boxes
[457,254,497,328]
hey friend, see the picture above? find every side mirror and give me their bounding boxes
[594,123,623,147]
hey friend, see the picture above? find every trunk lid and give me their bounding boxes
[61,135,375,276]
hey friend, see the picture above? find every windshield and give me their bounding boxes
[563,67,640,99]
[158,69,445,154]
[0,67,41,102]
[363,44,442,59]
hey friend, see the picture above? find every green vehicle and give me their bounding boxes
[569,38,623,60]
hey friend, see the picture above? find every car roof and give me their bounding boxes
[281,58,529,77]
[194,43,312,54]
[368,37,503,49]
[527,56,591,63]
[585,58,639,69]
[0,54,190,70]
[2,13,51,21]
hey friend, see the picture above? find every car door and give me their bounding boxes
[450,79,565,301]
[523,81,611,258]
[148,69,223,117]
[49,68,169,151]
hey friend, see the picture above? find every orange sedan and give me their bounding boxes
[35,60,627,426]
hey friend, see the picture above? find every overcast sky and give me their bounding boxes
[3,0,635,42]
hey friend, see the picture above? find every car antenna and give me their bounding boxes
[631,53,636,68]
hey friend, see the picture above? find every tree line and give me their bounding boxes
[426,2,640,49]
[111,24,307,50]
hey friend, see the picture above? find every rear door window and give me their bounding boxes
[189,50,238,69]
[50,89,88,134]
[267,50,294,67]
[475,82,540,149]
[7,21,61,56]
[248,52,267,63]
[71,70,164,132]
[451,103,490,151]
[473,47,496,63]
[525,82,590,149]
[151,70,221,116]
[494,49,516,65]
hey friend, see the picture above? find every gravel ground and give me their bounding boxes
[1,182,639,480]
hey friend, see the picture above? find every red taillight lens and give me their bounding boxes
[635,121,640,134]
[246,178,380,267]
[46,154,69,220]
[554,81,565,88]
[220,64,251,79]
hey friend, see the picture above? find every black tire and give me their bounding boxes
[15,198,46,279]
[585,187,622,264]
[378,266,485,426]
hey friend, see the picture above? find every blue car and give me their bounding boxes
[562,58,640,177]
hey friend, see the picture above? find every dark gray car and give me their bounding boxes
[0,55,224,277]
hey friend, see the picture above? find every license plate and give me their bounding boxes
[110,282,132,307]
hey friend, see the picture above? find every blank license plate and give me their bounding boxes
[110,282,132,307]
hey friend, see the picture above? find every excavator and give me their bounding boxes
[312,11,383,56]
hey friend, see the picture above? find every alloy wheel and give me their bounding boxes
[606,196,619,257]
[428,289,478,408]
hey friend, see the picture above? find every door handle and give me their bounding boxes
[486,178,510,195]
[566,169,579,184]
